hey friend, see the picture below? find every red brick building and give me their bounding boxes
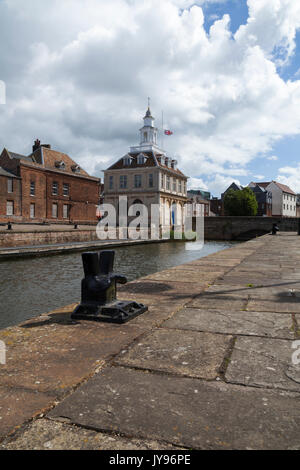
[0,141,100,223]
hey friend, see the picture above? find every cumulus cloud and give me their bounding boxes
[0,0,300,195]
[277,165,300,192]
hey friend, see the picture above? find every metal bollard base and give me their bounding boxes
[71,300,148,324]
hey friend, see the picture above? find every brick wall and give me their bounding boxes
[0,175,22,222]
[0,228,99,248]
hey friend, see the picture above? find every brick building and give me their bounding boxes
[0,141,100,223]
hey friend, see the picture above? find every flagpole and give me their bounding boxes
[161,110,164,150]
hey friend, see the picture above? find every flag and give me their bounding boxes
[164,130,173,135]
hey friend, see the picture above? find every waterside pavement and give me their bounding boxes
[0,233,299,450]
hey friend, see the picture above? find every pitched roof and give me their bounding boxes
[107,151,187,177]
[0,166,18,178]
[254,182,271,189]
[36,147,91,177]
[7,151,32,163]
[273,182,296,195]
[3,146,99,181]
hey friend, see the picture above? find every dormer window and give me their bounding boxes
[137,154,146,165]
[71,164,81,173]
[123,156,131,166]
[55,160,66,170]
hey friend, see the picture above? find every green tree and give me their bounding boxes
[224,188,258,216]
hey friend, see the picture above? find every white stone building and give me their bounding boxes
[249,181,297,217]
[103,106,188,228]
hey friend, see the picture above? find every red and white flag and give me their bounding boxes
[164,130,173,135]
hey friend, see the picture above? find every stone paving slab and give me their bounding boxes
[1,419,180,450]
[226,336,300,392]
[115,329,232,379]
[247,298,300,314]
[0,314,145,395]
[118,279,208,303]
[0,386,55,440]
[163,308,295,339]
[185,258,244,267]
[48,366,300,450]
[141,269,224,283]
[187,295,248,310]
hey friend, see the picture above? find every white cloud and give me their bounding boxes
[267,155,278,161]
[0,0,300,196]
[277,165,300,193]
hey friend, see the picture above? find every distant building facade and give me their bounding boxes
[297,195,300,217]
[247,183,272,216]
[103,106,188,228]
[187,190,210,217]
[249,181,296,217]
[0,141,100,223]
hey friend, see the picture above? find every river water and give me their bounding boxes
[0,240,237,329]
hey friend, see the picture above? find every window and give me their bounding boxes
[109,176,114,189]
[173,178,177,192]
[63,183,69,197]
[52,203,58,218]
[161,174,164,189]
[120,175,127,189]
[30,203,35,219]
[137,154,145,165]
[166,176,170,190]
[7,179,13,193]
[63,204,69,219]
[143,132,147,142]
[178,180,182,193]
[30,181,35,196]
[123,157,131,166]
[134,174,142,188]
[52,182,58,196]
[283,204,285,210]
[6,201,14,216]
[149,174,153,188]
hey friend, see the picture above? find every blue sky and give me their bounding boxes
[0,0,300,196]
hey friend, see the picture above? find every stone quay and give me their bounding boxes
[0,232,299,450]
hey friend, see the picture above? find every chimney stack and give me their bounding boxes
[32,139,41,153]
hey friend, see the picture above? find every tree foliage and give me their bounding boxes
[224,188,258,216]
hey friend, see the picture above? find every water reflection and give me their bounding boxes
[0,240,237,329]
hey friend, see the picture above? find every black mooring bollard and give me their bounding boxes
[72,250,148,323]
[272,223,279,235]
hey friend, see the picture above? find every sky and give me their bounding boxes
[0,0,300,196]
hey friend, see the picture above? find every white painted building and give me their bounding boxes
[103,106,188,228]
[249,181,297,217]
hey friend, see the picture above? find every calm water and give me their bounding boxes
[0,240,237,329]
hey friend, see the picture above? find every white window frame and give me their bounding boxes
[52,203,58,218]
[6,200,14,216]
[7,178,13,193]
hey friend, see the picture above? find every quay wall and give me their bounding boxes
[0,217,299,247]
[201,216,299,240]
